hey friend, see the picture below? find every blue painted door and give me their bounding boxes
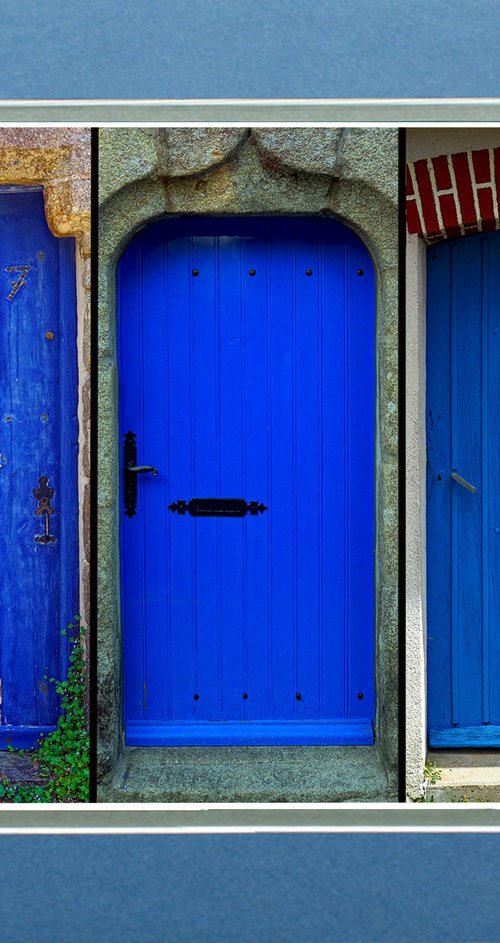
[0,187,78,749]
[427,230,500,747]
[119,216,375,746]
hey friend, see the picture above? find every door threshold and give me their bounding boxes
[0,726,56,750]
[0,752,48,786]
[425,750,500,802]
[429,726,500,748]
[100,743,393,802]
[125,720,374,747]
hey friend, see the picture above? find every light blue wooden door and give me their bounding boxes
[427,230,500,747]
[119,216,376,746]
[0,187,78,749]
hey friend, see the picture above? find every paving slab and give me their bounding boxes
[103,745,393,802]
[0,754,45,785]
[426,751,500,802]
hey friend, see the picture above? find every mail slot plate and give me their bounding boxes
[168,498,267,517]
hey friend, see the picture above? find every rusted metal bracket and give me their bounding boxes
[33,475,56,543]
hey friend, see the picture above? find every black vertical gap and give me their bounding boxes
[88,127,98,803]
[398,126,407,803]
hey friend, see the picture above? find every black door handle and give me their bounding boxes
[127,465,158,476]
[124,431,158,517]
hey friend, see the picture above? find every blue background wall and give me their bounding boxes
[1,834,500,942]
[2,3,500,939]
[1,0,500,99]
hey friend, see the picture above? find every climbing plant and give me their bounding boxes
[0,618,89,803]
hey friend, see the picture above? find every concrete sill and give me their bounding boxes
[425,751,500,802]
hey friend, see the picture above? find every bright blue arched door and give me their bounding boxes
[427,230,500,747]
[0,187,78,749]
[118,216,376,746]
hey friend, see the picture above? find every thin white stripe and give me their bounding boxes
[1,826,500,834]
[0,97,500,105]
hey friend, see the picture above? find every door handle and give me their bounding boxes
[123,431,158,518]
[451,471,477,493]
[127,465,158,476]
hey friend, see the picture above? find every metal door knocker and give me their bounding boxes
[33,476,57,543]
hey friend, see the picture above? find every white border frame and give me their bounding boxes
[2,803,500,831]
[1,97,500,125]
[2,99,500,828]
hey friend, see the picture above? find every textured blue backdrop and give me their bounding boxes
[2,4,499,941]
[1,0,499,99]
[1,834,500,942]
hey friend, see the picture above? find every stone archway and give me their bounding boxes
[97,128,399,800]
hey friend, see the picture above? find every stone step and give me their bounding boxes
[0,754,46,785]
[102,744,394,803]
[425,751,500,803]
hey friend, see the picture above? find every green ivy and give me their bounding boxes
[0,618,89,803]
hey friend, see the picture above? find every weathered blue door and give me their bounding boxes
[0,187,78,749]
[427,230,500,747]
[119,216,375,746]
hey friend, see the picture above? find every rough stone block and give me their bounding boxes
[253,127,344,175]
[378,462,399,585]
[99,128,160,203]
[379,336,398,458]
[160,128,246,177]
